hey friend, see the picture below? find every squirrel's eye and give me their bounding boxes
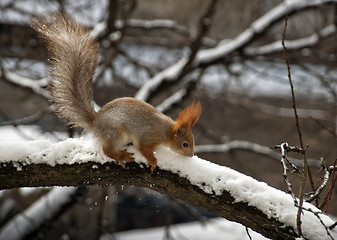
[183,143,189,148]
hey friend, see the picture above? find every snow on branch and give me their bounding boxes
[2,70,49,99]
[197,0,337,62]
[0,187,77,240]
[195,140,321,168]
[127,18,190,35]
[135,0,337,102]
[0,106,55,127]
[244,24,337,56]
[156,69,203,113]
[0,138,336,240]
[90,18,217,47]
[135,58,187,101]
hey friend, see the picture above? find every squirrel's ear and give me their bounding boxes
[175,124,187,136]
[175,101,202,131]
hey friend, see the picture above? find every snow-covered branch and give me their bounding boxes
[2,70,49,99]
[0,187,77,240]
[90,18,217,47]
[244,24,337,56]
[0,106,55,126]
[195,140,321,168]
[156,68,203,113]
[135,0,337,102]
[0,138,336,240]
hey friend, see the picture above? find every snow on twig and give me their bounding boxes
[319,160,337,212]
[279,143,298,202]
[275,142,335,239]
[306,160,336,203]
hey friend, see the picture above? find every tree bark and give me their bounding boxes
[0,160,298,239]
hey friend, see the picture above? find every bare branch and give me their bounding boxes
[282,16,307,237]
[310,117,337,139]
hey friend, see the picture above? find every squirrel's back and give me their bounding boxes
[32,13,98,130]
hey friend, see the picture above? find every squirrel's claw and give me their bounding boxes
[150,163,157,171]
[147,161,157,172]
[119,149,134,162]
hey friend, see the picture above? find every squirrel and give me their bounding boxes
[31,13,201,171]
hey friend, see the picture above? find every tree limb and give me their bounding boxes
[0,158,297,239]
[0,139,336,240]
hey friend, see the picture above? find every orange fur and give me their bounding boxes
[174,101,202,132]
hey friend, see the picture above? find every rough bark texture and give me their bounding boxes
[0,160,298,239]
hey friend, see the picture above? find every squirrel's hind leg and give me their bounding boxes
[103,143,134,167]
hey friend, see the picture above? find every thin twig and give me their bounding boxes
[282,16,307,237]
[282,16,304,154]
[299,205,335,240]
[330,221,337,230]
[310,117,337,139]
[245,227,253,240]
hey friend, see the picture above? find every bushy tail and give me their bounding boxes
[31,13,98,131]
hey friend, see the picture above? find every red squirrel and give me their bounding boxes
[31,13,201,171]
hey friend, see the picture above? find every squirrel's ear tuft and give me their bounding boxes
[174,101,202,132]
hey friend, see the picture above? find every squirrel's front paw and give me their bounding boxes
[119,149,135,163]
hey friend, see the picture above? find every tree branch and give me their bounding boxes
[0,139,336,240]
[135,0,337,102]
